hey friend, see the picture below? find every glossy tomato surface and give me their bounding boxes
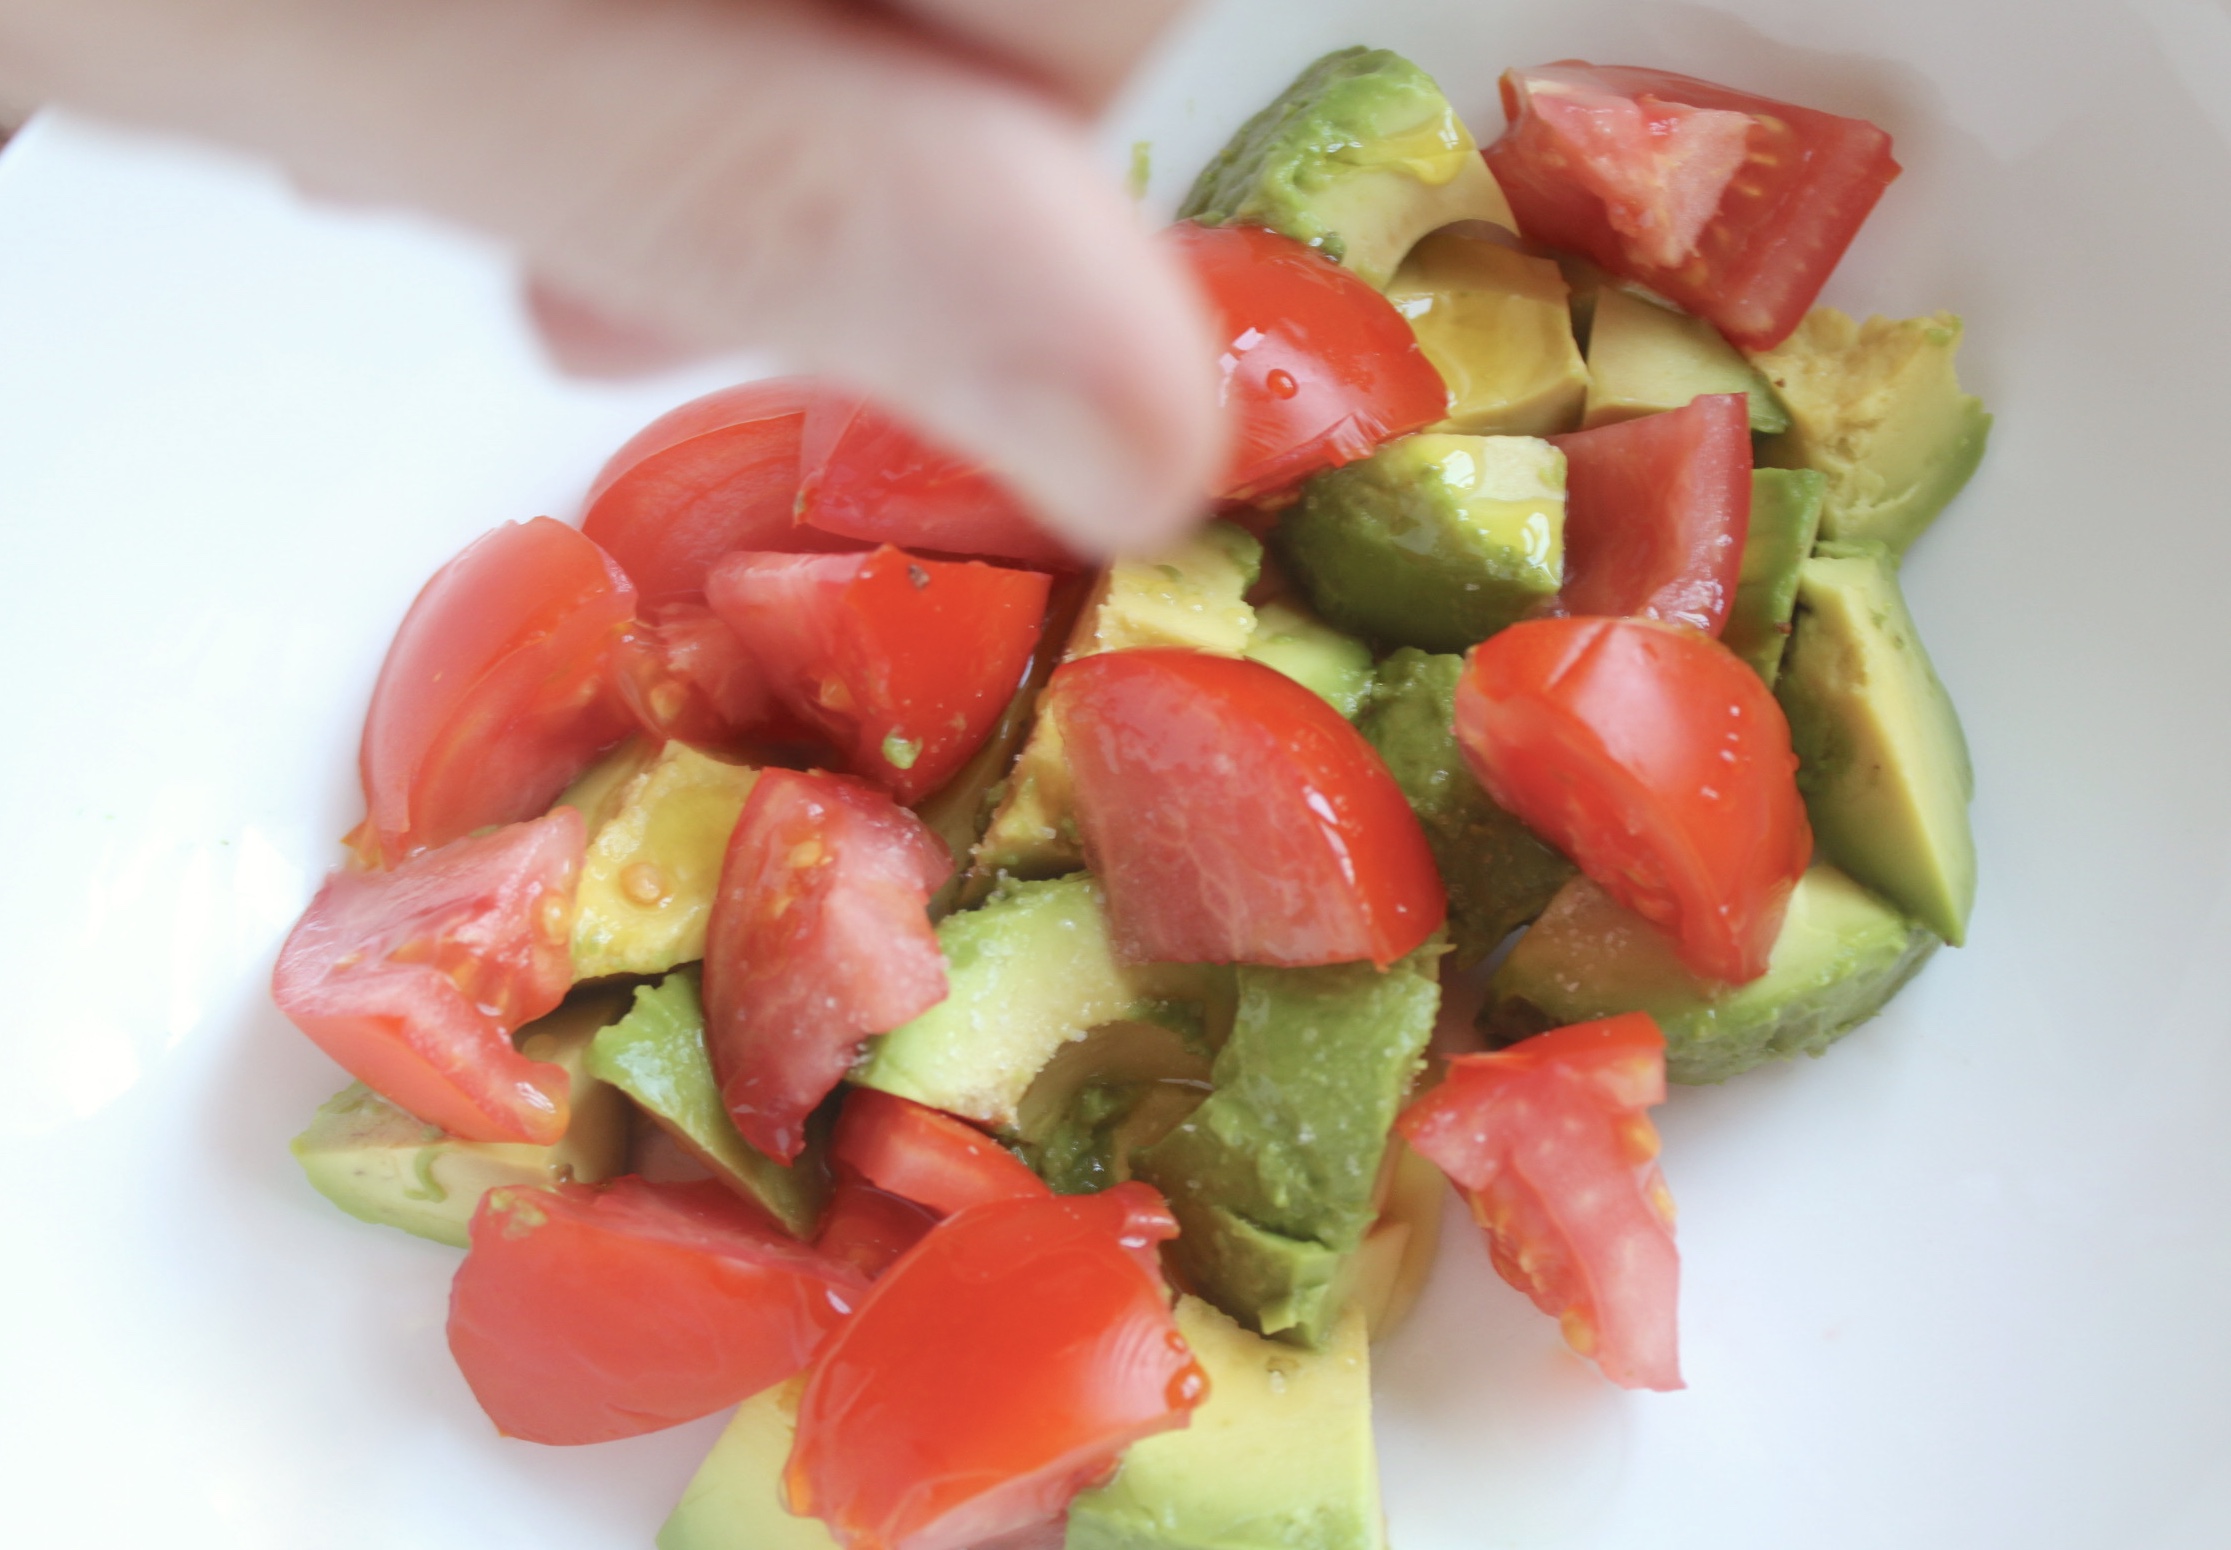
[272,810,583,1144]
[814,1179,940,1282]
[446,1178,865,1445]
[1555,393,1752,634]
[1398,1012,1681,1391]
[706,546,1051,803]
[353,516,635,866]
[580,378,862,601]
[785,1184,1202,1550]
[1052,649,1444,968]
[703,770,952,1163]
[1169,221,1449,504]
[1486,63,1900,351]
[1455,617,1810,983]
[831,1089,1050,1219]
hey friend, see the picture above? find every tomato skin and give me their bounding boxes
[831,1089,1051,1218]
[447,1178,867,1444]
[704,770,953,1164]
[1554,394,1752,635]
[1397,1013,1681,1391]
[1486,63,1900,352]
[815,1179,940,1281]
[1050,649,1445,969]
[355,517,636,867]
[785,1183,1203,1550]
[272,810,584,1144]
[581,378,863,602]
[1454,618,1810,983]
[706,547,1052,803]
[1169,221,1449,503]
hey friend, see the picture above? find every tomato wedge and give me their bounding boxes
[831,1089,1050,1218]
[706,546,1052,803]
[353,517,635,866]
[795,392,1082,570]
[1170,221,1449,504]
[447,1178,866,1444]
[1555,393,1752,634]
[1454,617,1809,983]
[814,1178,940,1281]
[609,599,774,748]
[704,770,953,1163]
[581,378,862,601]
[272,810,584,1144]
[1397,1012,1681,1391]
[785,1184,1203,1550]
[1486,63,1900,352]
[1050,649,1444,968]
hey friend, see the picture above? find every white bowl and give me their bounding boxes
[4,1,2226,1544]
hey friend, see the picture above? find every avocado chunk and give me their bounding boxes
[658,1378,836,1550]
[1066,1298,1384,1550]
[1136,945,1442,1346]
[1723,469,1828,686]
[587,970,829,1237]
[1581,285,1789,435]
[562,739,759,980]
[291,995,629,1247]
[1279,433,1565,653]
[1180,46,1514,290]
[1357,648,1575,965]
[1483,867,1939,1084]
[1343,1138,1446,1344]
[852,875,1232,1131]
[1777,542,1977,945]
[1386,231,1587,436]
[1751,309,1992,555]
[1243,601,1374,719]
[1013,1019,1214,1195]
[975,523,1262,882]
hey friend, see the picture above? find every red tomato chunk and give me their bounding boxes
[609,598,774,750]
[832,1088,1051,1219]
[815,1178,940,1282]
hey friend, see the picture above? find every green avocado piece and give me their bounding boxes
[1066,1298,1384,1550]
[1387,231,1587,437]
[587,970,829,1237]
[1243,601,1374,719]
[1777,542,1977,945]
[291,994,630,1248]
[1723,469,1827,686]
[1581,285,1789,435]
[1751,309,1992,555]
[1357,649,1575,965]
[1279,433,1566,653]
[658,1379,836,1550]
[1482,867,1940,1084]
[1012,1020,1214,1195]
[1180,46,1514,290]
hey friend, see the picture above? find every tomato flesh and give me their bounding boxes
[1486,63,1900,351]
[785,1184,1202,1550]
[815,1179,940,1281]
[1051,649,1445,968]
[1455,617,1810,983]
[447,1178,866,1444]
[610,599,774,748]
[832,1088,1051,1218]
[272,810,585,1144]
[354,517,635,866]
[704,770,953,1163]
[1397,1012,1681,1390]
[707,546,1052,803]
[1554,393,1752,634]
[1168,221,1449,504]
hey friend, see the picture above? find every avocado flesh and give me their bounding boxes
[1242,601,1374,719]
[1778,542,1978,945]
[1483,867,1939,1085]
[1065,1298,1385,1550]
[1013,1019,1214,1196]
[587,970,829,1237]
[1343,1138,1446,1343]
[658,1378,836,1550]
[1180,45,1514,290]
[1358,648,1575,966]
[1723,469,1827,686]
[1387,231,1587,436]
[1280,432,1565,653]
[1751,308,1992,555]
[852,875,1233,1131]
[1581,285,1789,435]
[291,995,629,1248]
[562,739,759,980]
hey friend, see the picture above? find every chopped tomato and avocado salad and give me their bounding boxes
[275,43,1987,1549]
